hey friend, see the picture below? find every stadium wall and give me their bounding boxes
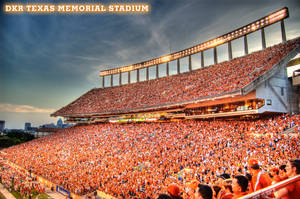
[287,79,299,113]
[256,62,297,113]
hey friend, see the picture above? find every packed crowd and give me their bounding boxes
[53,37,300,116]
[0,158,45,197]
[1,114,299,198]
[156,157,300,199]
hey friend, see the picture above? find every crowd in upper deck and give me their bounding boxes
[53,37,300,116]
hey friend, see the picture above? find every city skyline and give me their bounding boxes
[1,0,300,129]
[1,118,64,130]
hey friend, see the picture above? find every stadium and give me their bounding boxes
[1,7,300,199]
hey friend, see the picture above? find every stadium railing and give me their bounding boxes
[240,175,300,199]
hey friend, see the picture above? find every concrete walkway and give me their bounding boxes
[44,187,66,199]
[0,184,15,199]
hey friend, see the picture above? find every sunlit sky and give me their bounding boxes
[1,0,300,129]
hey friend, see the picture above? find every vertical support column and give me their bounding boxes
[188,55,192,71]
[156,64,159,79]
[119,73,122,86]
[137,69,140,82]
[261,28,266,49]
[146,67,149,81]
[213,47,218,64]
[177,59,180,74]
[102,76,105,88]
[110,74,113,87]
[281,20,286,42]
[166,62,169,76]
[201,51,204,68]
[244,35,249,55]
[128,71,131,84]
[228,41,233,60]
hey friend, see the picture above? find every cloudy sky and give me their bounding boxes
[1,0,300,129]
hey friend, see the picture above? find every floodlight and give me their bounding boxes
[100,7,288,77]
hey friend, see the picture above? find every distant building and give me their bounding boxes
[40,123,56,128]
[7,129,24,133]
[0,120,5,132]
[57,118,63,128]
[25,122,31,131]
[28,127,38,132]
[35,127,59,138]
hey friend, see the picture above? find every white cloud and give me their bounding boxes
[60,54,104,61]
[0,103,55,113]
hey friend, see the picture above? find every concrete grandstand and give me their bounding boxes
[52,38,300,123]
[51,8,300,125]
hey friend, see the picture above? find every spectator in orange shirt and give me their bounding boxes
[279,165,288,181]
[248,158,272,193]
[217,176,233,199]
[274,159,300,199]
[270,167,281,183]
[231,175,248,199]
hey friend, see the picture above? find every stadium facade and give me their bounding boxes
[51,7,300,124]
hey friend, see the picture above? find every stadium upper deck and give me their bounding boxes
[52,37,300,121]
